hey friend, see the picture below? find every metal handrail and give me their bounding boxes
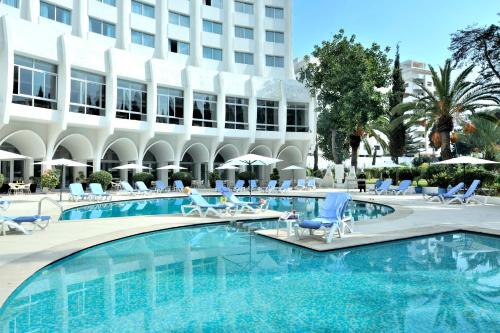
[38,197,64,216]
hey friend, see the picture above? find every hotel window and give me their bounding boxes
[157,87,184,125]
[235,1,253,14]
[203,0,222,8]
[287,103,308,132]
[12,55,57,110]
[89,18,116,37]
[131,30,155,48]
[266,55,284,68]
[265,6,284,19]
[266,31,284,44]
[203,19,222,34]
[257,100,279,131]
[203,47,223,61]
[131,0,154,18]
[96,0,116,6]
[1,0,18,8]
[225,97,248,130]
[235,26,253,39]
[169,12,190,27]
[70,70,106,116]
[169,39,190,55]
[40,1,71,25]
[193,93,217,128]
[116,80,147,121]
[235,52,253,65]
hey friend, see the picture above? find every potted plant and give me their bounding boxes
[88,171,113,190]
[28,176,39,193]
[132,172,155,188]
[429,172,452,194]
[75,171,88,191]
[172,171,193,187]
[236,170,256,187]
[208,171,221,188]
[269,168,280,183]
[41,169,60,193]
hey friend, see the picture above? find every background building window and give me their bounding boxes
[12,55,57,110]
[202,20,222,34]
[96,0,116,6]
[70,70,106,116]
[235,52,254,65]
[225,97,248,129]
[157,87,184,125]
[1,0,18,8]
[116,80,147,121]
[256,100,279,131]
[131,30,155,48]
[40,1,71,25]
[234,1,253,14]
[266,55,284,68]
[89,18,116,37]
[286,103,308,132]
[265,31,284,43]
[203,0,222,8]
[169,12,190,27]
[169,40,190,55]
[265,6,284,19]
[193,93,217,127]
[203,47,223,61]
[235,26,253,39]
[131,0,154,18]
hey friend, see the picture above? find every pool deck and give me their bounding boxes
[0,189,499,307]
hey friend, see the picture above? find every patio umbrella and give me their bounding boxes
[215,164,239,170]
[112,163,152,170]
[281,165,304,187]
[35,158,91,201]
[0,149,28,160]
[433,156,499,184]
[226,154,282,197]
[157,165,187,170]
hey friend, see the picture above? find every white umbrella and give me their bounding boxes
[434,156,499,184]
[0,149,28,160]
[35,159,91,201]
[281,165,304,186]
[226,154,282,196]
[157,165,187,170]
[216,164,239,170]
[112,163,151,170]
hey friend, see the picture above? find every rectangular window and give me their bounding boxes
[235,26,253,39]
[234,1,253,14]
[266,55,284,68]
[286,103,308,132]
[131,0,154,18]
[131,30,155,48]
[40,1,71,25]
[1,0,18,8]
[265,6,284,19]
[168,39,190,55]
[96,0,116,6]
[193,93,217,127]
[257,100,279,131]
[168,11,190,28]
[265,31,284,44]
[70,69,106,116]
[202,19,222,34]
[116,80,147,121]
[235,52,253,65]
[203,46,223,61]
[225,97,248,130]
[203,0,222,8]
[89,17,116,37]
[157,87,184,125]
[12,55,57,110]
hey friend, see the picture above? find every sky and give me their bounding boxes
[293,0,499,67]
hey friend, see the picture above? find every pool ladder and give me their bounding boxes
[38,197,64,216]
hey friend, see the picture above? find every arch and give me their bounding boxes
[102,138,139,162]
[277,145,303,165]
[249,144,272,157]
[143,140,175,164]
[54,134,94,161]
[181,142,210,163]
[0,130,46,159]
[214,144,240,162]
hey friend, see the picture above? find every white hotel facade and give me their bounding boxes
[0,0,314,186]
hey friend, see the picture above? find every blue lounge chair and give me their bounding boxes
[233,179,245,192]
[181,191,229,217]
[135,181,153,195]
[264,180,277,192]
[425,182,465,202]
[296,179,306,190]
[250,179,259,192]
[215,180,224,192]
[120,181,139,195]
[154,180,168,193]
[278,180,292,193]
[391,180,412,195]
[0,206,51,236]
[295,192,352,243]
[69,183,91,201]
[89,183,112,201]
[220,187,263,213]
[174,180,184,192]
[306,179,316,190]
[445,180,481,205]
[373,179,392,195]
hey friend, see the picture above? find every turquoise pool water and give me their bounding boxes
[60,196,394,222]
[1,228,498,332]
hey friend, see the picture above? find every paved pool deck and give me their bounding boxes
[0,189,499,307]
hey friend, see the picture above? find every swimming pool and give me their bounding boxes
[1,227,498,332]
[60,196,394,222]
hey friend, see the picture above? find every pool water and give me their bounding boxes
[1,228,498,332]
[60,196,394,222]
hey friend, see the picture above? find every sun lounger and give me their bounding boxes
[371,179,392,195]
[233,180,245,192]
[220,187,263,213]
[264,180,277,192]
[215,180,224,192]
[135,181,153,195]
[295,192,352,243]
[296,179,306,190]
[250,180,259,192]
[0,215,52,235]
[69,183,91,201]
[391,180,412,195]
[174,180,184,192]
[154,180,169,193]
[278,180,292,193]
[306,179,316,190]
[445,180,481,205]
[89,183,112,201]
[425,182,464,203]
[181,191,230,218]
[120,181,139,195]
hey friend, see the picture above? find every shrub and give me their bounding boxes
[208,171,221,188]
[428,172,453,188]
[269,168,280,182]
[132,172,154,187]
[41,169,60,190]
[237,171,256,187]
[0,173,4,185]
[172,172,192,187]
[88,171,113,189]
[452,166,496,188]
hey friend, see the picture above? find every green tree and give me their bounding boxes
[461,113,499,160]
[388,45,406,163]
[300,30,391,168]
[395,60,500,160]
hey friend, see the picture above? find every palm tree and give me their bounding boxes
[395,60,500,160]
[461,113,499,160]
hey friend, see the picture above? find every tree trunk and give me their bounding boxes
[331,128,341,164]
[350,135,361,170]
[440,131,452,160]
[313,137,319,171]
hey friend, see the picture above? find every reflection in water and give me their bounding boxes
[1,228,498,332]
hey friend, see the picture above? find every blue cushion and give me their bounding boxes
[12,215,51,223]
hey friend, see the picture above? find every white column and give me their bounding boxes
[0,16,14,125]
[223,0,235,72]
[216,74,226,142]
[190,0,202,67]
[248,77,257,143]
[116,0,131,51]
[72,0,88,38]
[155,0,168,59]
[255,0,265,76]
[146,61,156,138]
[58,35,71,131]
[278,81,287,145]
[183,68,194,141]
[20,0,39,22]
[284,0,294,79]
[105,50,117,135]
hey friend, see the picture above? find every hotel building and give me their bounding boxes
[0,0,314,186]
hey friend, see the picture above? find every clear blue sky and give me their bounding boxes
[293,0,499,67]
